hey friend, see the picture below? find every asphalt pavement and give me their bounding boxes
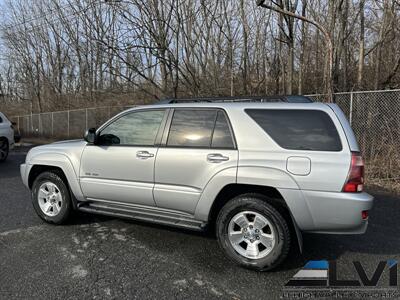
[0,146,399,299]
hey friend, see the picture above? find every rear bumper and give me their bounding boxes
[278,189,374,234]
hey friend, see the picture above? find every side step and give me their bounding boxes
[77,200,207,231]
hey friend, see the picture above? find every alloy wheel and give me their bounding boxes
[228,211,276,259]
[37,182,63,217]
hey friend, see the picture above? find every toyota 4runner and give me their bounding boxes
[20,96,374,271]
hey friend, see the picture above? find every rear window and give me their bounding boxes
[245,109,342,151]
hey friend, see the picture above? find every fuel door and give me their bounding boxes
[286,156,311,176]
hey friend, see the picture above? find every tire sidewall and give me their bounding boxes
[32,171,71,224]
[216,195,290,271]
[0,138,9,162]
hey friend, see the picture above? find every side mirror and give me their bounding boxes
[84,128,97,144]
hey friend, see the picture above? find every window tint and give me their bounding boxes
[167,109,217,147]
[99,110,165,146]
[211,111,235,149]
[246,109,342,151]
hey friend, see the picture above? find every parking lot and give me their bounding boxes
[1,146,400,299]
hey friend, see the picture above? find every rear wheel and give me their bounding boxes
[32,171,72,224]
[216,194,291,271]
[0,138,9,162]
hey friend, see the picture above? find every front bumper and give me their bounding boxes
[20,163,29,188]
[278,189,374,234]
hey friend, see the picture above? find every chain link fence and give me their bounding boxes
[9,89,400,189]
[12,106,134,139]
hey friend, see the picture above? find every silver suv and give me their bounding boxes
[20,96,374,271]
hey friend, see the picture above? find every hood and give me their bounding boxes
[34,139,87,150]
[25,139,87,164]
[51,139,84,145]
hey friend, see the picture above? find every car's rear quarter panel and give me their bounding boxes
[228,104,352,193]
[223,103,370,233]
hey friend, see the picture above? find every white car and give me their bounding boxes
[0,112,15,162]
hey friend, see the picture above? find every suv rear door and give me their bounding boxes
[154,108,238,214]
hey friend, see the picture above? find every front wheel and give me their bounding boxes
[32,171,72,224]
[0,138,9,162]
[216,194,291,271]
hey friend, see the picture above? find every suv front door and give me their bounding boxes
[79,109,167,206]
[154,108,238,214]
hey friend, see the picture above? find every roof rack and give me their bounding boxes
[158,95,313,104]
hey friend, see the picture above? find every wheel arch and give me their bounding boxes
[28,162,81,209]
[29,165,65,189]
[208,183,303,253]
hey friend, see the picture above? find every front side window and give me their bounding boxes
[99,110,165,146]
[246,109,342,151]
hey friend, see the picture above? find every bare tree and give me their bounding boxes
[1,0,400,114]
[257,0,334,101]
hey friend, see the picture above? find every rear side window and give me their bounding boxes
[167,109,216,147]
[211,111,235,149]
[245,109,342,151]
[167,109,235,149]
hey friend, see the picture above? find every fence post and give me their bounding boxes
[67,110,70,137]
[349,91,353,125]
[30,102,33,133]
[51,112,54,137]
[39,113,42,135]
[85,108,88,130]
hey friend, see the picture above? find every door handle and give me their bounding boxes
[136,151,155,159]
[207,153,229,163]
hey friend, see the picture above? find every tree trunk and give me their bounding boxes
[298,0,307,95]
[357,0,365,90]
[240,0,249,94]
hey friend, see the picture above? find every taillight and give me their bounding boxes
[342,152,364,193]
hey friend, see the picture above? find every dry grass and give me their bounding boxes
[364,143,400,194]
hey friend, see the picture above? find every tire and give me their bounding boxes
[216,194,291,271]
[32,171,72,224]
[0,138,9,162]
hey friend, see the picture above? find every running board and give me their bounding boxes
[77,200,207,231]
